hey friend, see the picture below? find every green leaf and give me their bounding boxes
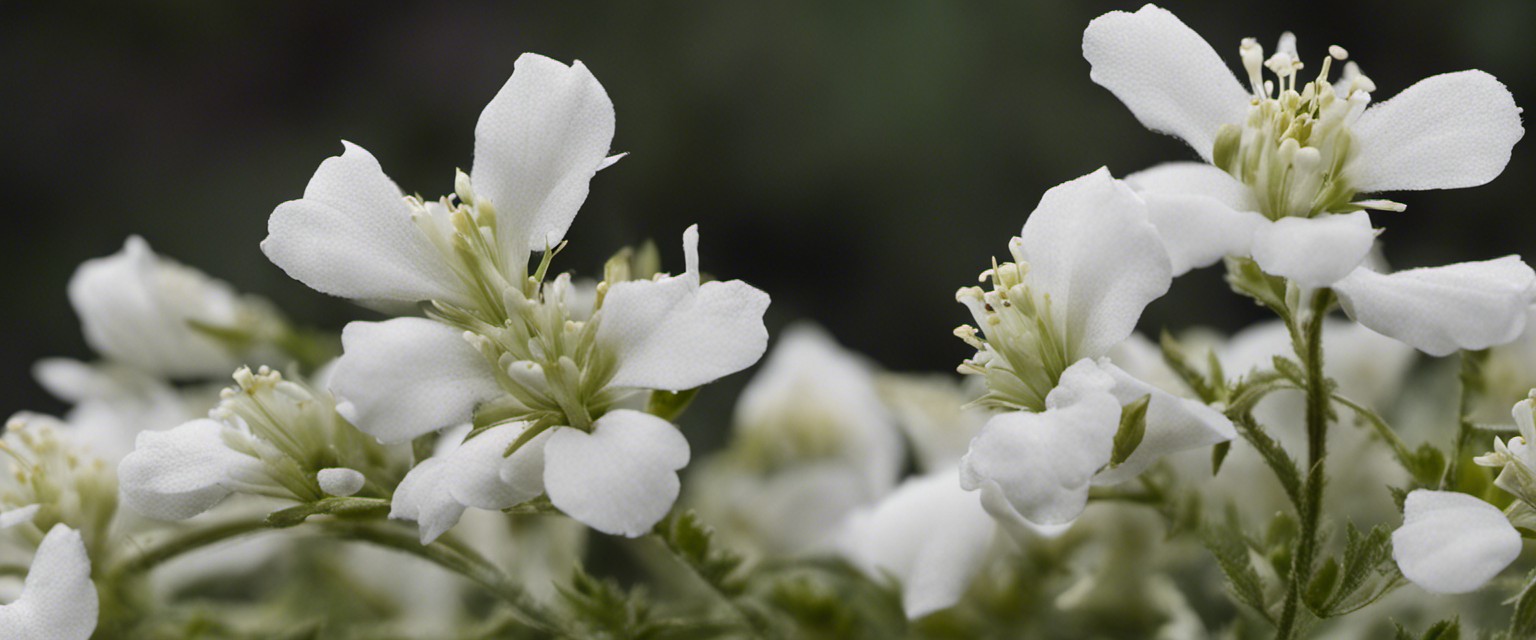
[1304,556,1339,614]
[1212,440,1232,476]
[1272,355,1306,386]
[1319,523,1396,617]
[654,511,749,597]
[1509,571,1536,636]
[1110,395,1151,468]
[1231,412,1304,508]
[1204,524,1272,622]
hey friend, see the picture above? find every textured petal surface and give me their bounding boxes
[263,142,469,306]
[1335,256,1536,356]
[472,53,616,256]
[1021,168,1172,361]
[1393,490,1520,594]
[597,227,770,390]
[69,236,244,377]
[959,360,1122,525]
[1083,5,1251,160]
[331,318,505,443]
[1125,162,1258,212]
[1091,360,1234,485]
[445,422,549,510]
[1127,162,1266,274]
[1250,211,1376,288]
[390,457,468,544]
[1349,71,1525,192]
[837,470,996,619]
[543,410,689,537]
[0,525,98,640]
[118,419,266,520]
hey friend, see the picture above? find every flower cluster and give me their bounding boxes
[3,5,1533,639]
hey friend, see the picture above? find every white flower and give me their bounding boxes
[1475,393,1536,507]
[954,169,1233,525]
[353,225,765,539]
[0,415,116,546]
[262,53,619,310]
[391,411,688,541]
[688,324,904,557]
[32,358,215,463]
[836,470,1002,619]
[69,236,281,378]
[1085,6,1532,355]
[118,367,396,520]
[1392,489,1520,594]
[877,373,989,473]
[0,525,97,640]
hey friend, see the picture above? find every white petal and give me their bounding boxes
[959,360,1122,525]
[1250,211,1376,288]
[117,419,267,520]
[317,468,366,497]
[1021,168,1172,360]
[263,142,470,306]
[543,410,689,537]
[1082,5,1251,161]
[1091,360,1234,486]
[1124,162,1258,212]
[597,228,770,391]
[1348,71,1525,192]
[330,318,504,444]
[68,236,244,377]
[389,457,467,544]
[472,54,616,257]
[1393,490,1520,594]
[445,422,549,510]
[734,323,904,495]
[837,470,996,619]
[0,505,40,529]
[1334,256,1536,356]
[0,525,98,640]
[1125,162,1266,275]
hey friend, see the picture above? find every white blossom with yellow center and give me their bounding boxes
[1084,4,1533,356]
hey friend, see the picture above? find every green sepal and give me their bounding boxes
[1109,395,1151,468]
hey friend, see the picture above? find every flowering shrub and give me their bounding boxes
[1,5,1531,639]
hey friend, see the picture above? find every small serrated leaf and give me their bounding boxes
[1204,525,1272,621]
[1509,573,1536,636]
[1272,355,1306,385]
[1212,440,1232,476]
[1304,556,1340,614]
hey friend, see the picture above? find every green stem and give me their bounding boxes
[1275,288,1334,640]
[1442,350,1488,488]
[321,521,564,636]
[107,518,272,580]
[1330,394,1415,469]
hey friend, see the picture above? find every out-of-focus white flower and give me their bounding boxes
[836,470,1003,619]
[32,359,216,464]
[69,236,283,378]
[263,53,620,310]
[0,415,116,551]
[118,367,396,521]
[955,169,1233,526]
[1085,6,1532,355]
[0,525,97,640]
[689,325,903,557]
[1392,489,1520,594]
[877,373,989,473]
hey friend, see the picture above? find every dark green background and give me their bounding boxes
[3,1,1531,453]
